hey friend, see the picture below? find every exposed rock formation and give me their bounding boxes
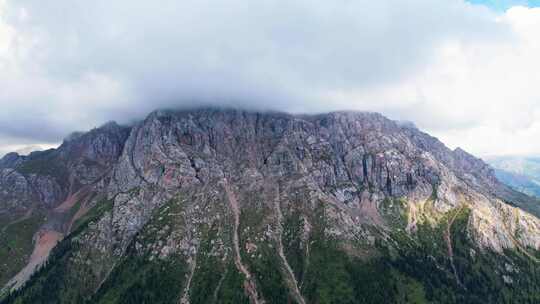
[0,122,130,289]
[2,109,540,303]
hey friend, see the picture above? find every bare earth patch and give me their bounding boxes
[6,230,63,290]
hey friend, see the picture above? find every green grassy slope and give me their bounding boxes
[0,213,45,287]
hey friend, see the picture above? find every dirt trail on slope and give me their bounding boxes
[273,185,306,304]
[6,230,63,290]
[444,207,465,290]
[221,178,264,304]
[179,254,197,304]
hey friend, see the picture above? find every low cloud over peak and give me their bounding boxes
[1,0,540,157]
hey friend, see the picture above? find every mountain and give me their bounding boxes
[13,146,49,156]
[493,169,540,198]
[1,109,540,303]
[0,122,130,289]
[487,156,540,198]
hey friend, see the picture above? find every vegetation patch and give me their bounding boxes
[2,199,116,304]
[282,208,307,282]
[2,229,91,303]
[71,198,113,233]
[0,212,45,287]
[90,197,191,304]
[92,251,187,304]
[188,223,226,304]
[4,194,540,304]
[239,206,292,303]
[244,242,291,303]
[214,262,250,304]
[388,207,540,303]
[301,202,427,304]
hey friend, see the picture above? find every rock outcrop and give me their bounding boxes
[0,122,130,289]
[102,110,540,253]
[2,109,540,303]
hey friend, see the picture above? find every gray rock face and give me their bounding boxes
[58,121,131,185]
[0,122,130,213]
[0,169,36,215]
[0,153,24,169]
[0,121,132,290]
[103,109,540,255]
[2,108,540,295]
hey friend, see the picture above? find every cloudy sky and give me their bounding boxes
[1,0,540,157]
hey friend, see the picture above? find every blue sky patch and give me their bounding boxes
[467,0,540,11]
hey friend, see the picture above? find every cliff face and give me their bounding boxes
[0,122,130,288]
[0,122,130,212]
[2,109,540,303]
[107,109,540,252]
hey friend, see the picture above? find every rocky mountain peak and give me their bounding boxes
[103,109,540,250]
[59,121,130,160]
[0,120,130,217]
[0,153,23,169]
[1,108,540,303]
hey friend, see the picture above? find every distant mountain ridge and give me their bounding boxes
[1,109,539,303]
[487,156,540,198]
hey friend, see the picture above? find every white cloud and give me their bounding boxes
[379,6,540,156]
[0,0,539,157]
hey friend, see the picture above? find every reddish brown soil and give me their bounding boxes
[7,230,63,290]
